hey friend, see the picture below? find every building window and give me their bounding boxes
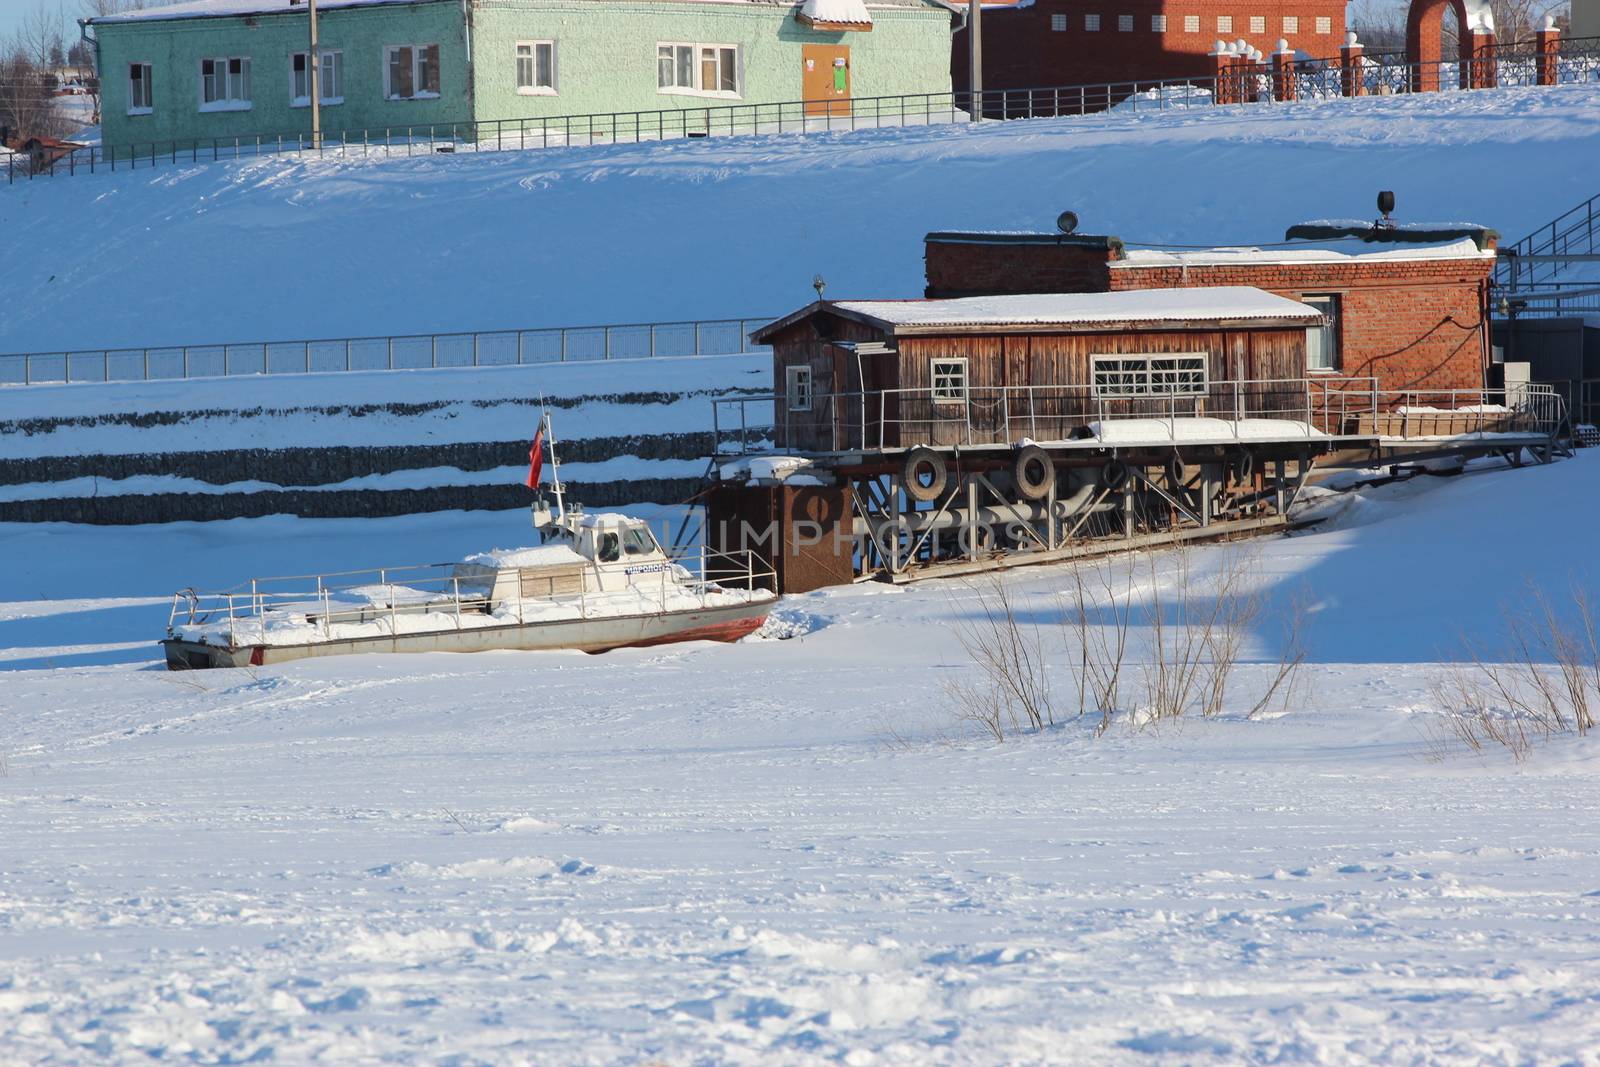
[1184,14,1200,31]
[931,359,969,403]
[199,56,251,111]
[1151,14,1168,31]
[128,62,153,114]
[1250,15,1265,32]
[1051,12,1068,30]
[1118,14,1133,30]
[1216,15,1233,33]
[516,41,557,94]
[1091,354,1209,398]
[1304,295,1342,371]
[657,42,739,97]
[1084,13,1101,31]
[1315,16,1332,33]
[290,50,343,106]
[786,365,813,412]
[385,44,441,100]
[1283,15,1299,33]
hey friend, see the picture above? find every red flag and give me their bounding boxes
[525,427,545,489]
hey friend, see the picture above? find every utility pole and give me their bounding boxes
[308,0,322,149]
[968,0,983,122]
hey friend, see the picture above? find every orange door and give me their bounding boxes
[802,45,850,117]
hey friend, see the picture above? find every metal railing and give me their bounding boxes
[1496,191,1600,290]
[1496,281,1600,318]
[712,378,1564,455]
[12,37,1600,184]
[0,314,774,386]
[166,543,773,649]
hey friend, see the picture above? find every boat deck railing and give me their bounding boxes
[712,377,1567,455]
[166,546,773,648]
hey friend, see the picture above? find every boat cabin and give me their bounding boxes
[452,512,672,604]
[749,286,1322,453]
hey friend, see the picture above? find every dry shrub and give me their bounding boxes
[946,546,1308,741]
[1430,579,1598,761]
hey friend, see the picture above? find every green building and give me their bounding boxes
[87,0,956,158]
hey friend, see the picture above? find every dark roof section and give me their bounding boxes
[1283,220,1498,251]
[924,231,1126,257]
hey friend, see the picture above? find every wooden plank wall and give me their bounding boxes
[769,315,889,451]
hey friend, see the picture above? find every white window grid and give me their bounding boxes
[1084,13,1101,31]
[516,40,557,94]
[1152,14,1168,31]
[931,359,969,403]
[1282,15,1299,33]
[1051,12,1068,30]
[128,62,153,114]
[1315,16,1332,33]
[1118,14,1133,31]
[385,43,441,101]
[786,365,813,412]
[657,42,740,97]
[1302,295,1342,371]
[1184,14,1200,32]
[198,56,251,112]
[1090,355,1209,399]
[290,50,343,107]
[1250,15,1265,33]
[1216,15,1233,33]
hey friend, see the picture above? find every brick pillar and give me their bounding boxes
[1211,42,1233,105]
[1536,19,1561,86]
[1272,39,1296,101]
[1467,27,1497,89]
[1341,32,1365,97]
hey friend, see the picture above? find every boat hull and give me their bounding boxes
[162,598,772,670]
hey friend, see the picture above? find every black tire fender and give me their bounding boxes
[902,447,949,503]
[1012,445,1055,501]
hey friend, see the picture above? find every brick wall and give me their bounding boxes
[952,0,1348,96]
[924,237,1117,297]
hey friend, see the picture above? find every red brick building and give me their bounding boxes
[923,225,1499,393]
[950,0,1349,99]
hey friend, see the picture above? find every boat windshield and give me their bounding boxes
[597,531,621,562]
[623,527,656,556]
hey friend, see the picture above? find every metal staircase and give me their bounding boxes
[1494,193,1600,317]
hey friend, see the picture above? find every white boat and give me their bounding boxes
[161,418,775,669]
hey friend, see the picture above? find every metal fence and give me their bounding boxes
[1497,282,1600,319]
[0,315,774,386]
[10,38,1600,184]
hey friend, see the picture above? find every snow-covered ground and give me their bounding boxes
[4,85,1600,352]
[3,453,1599,1063]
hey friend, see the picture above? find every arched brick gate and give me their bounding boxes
[1406,0,1498,90]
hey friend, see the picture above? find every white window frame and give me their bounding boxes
[786,365,814,413]
[1216,15,1234,33]
[1184,14,1200,32]
[1091,354,1209,399]
[931,358,969,404]
[1151,14,1168,31]
[1084,13,1101,31]
[1315,16,1332,33]
[290,49,344,108]
[384,43,442,101]
[656,41,741,99]
[516,40,558,95]
[198,55,251,113]
[1250,15,1265,33]
[1303,294,1342,372]
[1283,15,1300,33]
[1051,12,1068,31]
[127,61,153,115]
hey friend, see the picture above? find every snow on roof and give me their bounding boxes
[576,512,642,528]
[89,0,426,22]
[94,0,932,21]
[799,0,873,25]
[462,544,587,570]
[1114,237,1492,268]
[830,286,1319,330]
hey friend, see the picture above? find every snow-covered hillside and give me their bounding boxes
[3,454,1600,1062]
[4,85,1600,352]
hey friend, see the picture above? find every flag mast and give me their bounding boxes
[543,409,566,523]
